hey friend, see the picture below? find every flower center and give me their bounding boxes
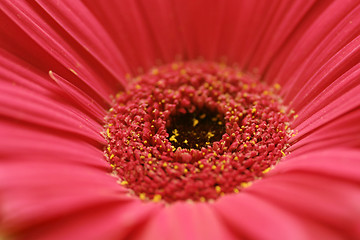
[167,108,225,150]
[104,61,294,203]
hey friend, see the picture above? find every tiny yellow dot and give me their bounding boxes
[139,193,146,200]
[153,194,162,202]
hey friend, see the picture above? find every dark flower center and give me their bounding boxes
[104,61,295,203]
[167,108,225,150]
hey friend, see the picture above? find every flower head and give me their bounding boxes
[0,1,360,239]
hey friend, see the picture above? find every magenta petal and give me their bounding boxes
[213,193,310,239]
[0,83,104,143]
[136,202,235,240]
[290,110,360,152]
[0,49,58,94]
[0,1,116,101]
[49,71,106,121]
[36,0,129,86]
[247,149,360,239]
[272,148,360,182]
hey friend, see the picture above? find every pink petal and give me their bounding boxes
[49,71,106,122]
[290,110,360,152]
[0,1,120,101]
[247,149,360,239]
[136,202,235,240]
[0,82,104,143]
[0,49,58,94]
[284,6,360,108]
[213,193,311,239]
[273,148,360,182]
[35,0,129,86]
[266,1,359,86]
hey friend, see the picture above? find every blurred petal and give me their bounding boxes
[136,203,235,240]
[247,149,360,239]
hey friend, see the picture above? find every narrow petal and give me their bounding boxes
[290,110,360,152]
[49,71,106,122]
[35,0,129,86]
[247,149,360,239]
[266,0,359,86]
[0,83,104,144]
[0,1,121,101]
[135,202,235,240]
[213,193,310,239]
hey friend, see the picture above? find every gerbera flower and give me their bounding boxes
[1,0,359,239]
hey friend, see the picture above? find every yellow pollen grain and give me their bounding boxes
[252,108,256,113]
[125,73,132,80]
[139,193,146,200]
[184,168,188,173]
[174,165,179,170]
[120,180,128,185]
[192,118,199,127]
[243,144,248,148]
[234,188,239,193]
[107,146,111,152]
[274,83,281,90]
[199,164,204,169]
[199,113,206,119]
[135,84,141,89]
[262,167,271,174]
[215,186,221,193]
[110,163,115,168]
[110,154,114,159]
[69,68,78,76]
[281,150,286,156]
[241,182,252,188]
[153,194,162,202]
[140,156,145,159]
[171,63,179,70]
[162,162,168,167]
[151,68,159,75]
[180,69,187,75]
[207,132,215,138]
[169,135,177,142]
[183,139,188,144]
[236,71,243,77]
[148,153,152,158]
[106,128,111,137]
[148,161,152,164]
[144,140,148,144]
[172,129,179,136]
[212,165,217,170]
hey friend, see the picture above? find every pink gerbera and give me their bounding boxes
[1,0,360,239]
